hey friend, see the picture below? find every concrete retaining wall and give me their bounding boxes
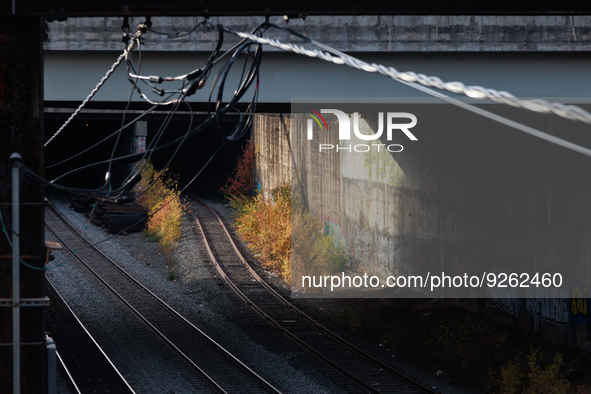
[254,108,591,349]
[253,114,291,194]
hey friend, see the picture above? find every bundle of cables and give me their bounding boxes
[30,20,267,204]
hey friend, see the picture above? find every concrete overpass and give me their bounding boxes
[45,16,591,105]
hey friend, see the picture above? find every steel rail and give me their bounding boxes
[187,206,383,392]
[46,277,132,394]
[46,203,281,394]
[55,350,82,394]
[45,203,282,394]
[188,195,438,394]
[45,220,226,394]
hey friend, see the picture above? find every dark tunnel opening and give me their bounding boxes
[44,110,250,199]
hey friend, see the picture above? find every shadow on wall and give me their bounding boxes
[290,102,591,301]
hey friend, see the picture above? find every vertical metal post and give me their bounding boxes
[0,17,45,393]
[46,337,56,394]
[11,152,21,394]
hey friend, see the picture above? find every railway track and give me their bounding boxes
[45,277,134,394]
[45,202,282,394]
[188,196,438,394]
[54,345,82,394]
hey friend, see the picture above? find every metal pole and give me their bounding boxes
[46,337,56,394]
[11,152,21,394]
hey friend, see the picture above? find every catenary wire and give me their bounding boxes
[218,23,591,158]
[45,103,160,170]
[27,141,224,251]
[49,28,147,195]
[35,21,275,246]
[224,24,591,126]
[114,98,194,201]
[147,18,211,38]
[41,24,264,192]
[26,20,591,253]
[104,36,143,193]
[44,25,146,147]
[0,209,64,270]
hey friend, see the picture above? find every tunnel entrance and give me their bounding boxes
[44,109,250,198]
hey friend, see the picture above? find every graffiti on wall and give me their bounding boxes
[489,267,572,325]
[490,284,571,325]
[323,217,347,250]
[490,296,522,317]
[572,285,588,316]
[525,288,569,325]
[571,285,590,325]
[364,149,403,187]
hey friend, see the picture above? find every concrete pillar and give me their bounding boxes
[132,121,147,154]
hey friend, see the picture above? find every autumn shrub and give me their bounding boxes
[134,160,186,268]
[221,138,256,196]
[229,184,291,281]
[229,183,348,285]
[488,347,572,394]
[489,356,524,394]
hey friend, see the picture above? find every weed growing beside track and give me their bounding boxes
[135,160,186,276]
[220,138,256,197]
[227,185,292,281]
[227,184,348,285]
[221,138,348,283]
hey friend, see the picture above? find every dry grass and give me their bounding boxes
[135,160,186,269]
[229,185,291,281]
[229,184,348,285]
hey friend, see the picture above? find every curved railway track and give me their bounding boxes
[188,195,438,394]
[45,202,282,394]
[45,277,134,394]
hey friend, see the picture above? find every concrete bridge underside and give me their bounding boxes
[46,50,591,105]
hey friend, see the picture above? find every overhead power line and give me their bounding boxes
[224,25,591,126]
[33,22,265,197]
[44,23,148,147]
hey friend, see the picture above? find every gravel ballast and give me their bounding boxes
[203,198,471,394]
[46,194,341,393]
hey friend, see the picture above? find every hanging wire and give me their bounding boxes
[225,22,591,125]
[37,23,266,197]
[45,104,159,170]
[0,210,63,270]
[220,22,591,158]
[45,23,146,147]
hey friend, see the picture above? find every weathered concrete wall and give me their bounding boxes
[46,16,591,52]
[255,106,591,349]
[43,16,591,105]
[253,114,291,193]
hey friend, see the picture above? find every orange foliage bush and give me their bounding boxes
[230,184,348,285]
[221,138,256,197]
[230,185,291,281]
[135,161,186,267]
